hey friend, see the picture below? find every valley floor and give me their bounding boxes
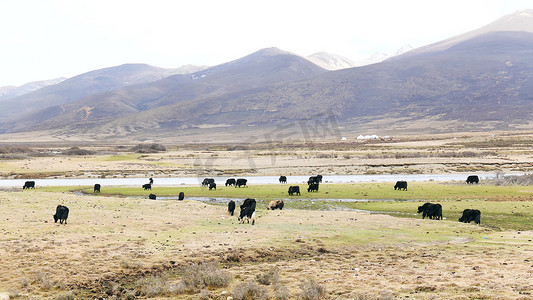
[3,131,533,179]
[0,191,531,299]
[1,133,533,299]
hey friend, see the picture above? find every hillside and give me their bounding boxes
[1,10,533,142]
[92,30,533,139]
[306,52,357,70]
[0,77,66,100]
[2,48,326,133]
[0,64,178,123]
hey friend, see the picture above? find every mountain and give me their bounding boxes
[0,64,178,122]
[306,52,357,70]
[401,9,533,57]
[353,45,414,67]
[173,64,209,74]
[2,10,533,141]
[0,64,207,105]
[93,10,533,138]
[306,46,414,70]
[1,48,326,133]
[0,78,66,100]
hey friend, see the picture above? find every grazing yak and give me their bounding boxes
[142,184,151,190]
[23,181,35,189]
[417,202,442,220]
[459,209,481,224]
[279,176,287,184]
[53,205,69,224]
[209,182,217,190]
[236,178,247,188]
[394,181,407,191]
[225,178,236,186]
[94,184,101,193]
[238,198,256,225]
[178,192,185,200]
[149,194,157,200]
[308,183,319,192]
[466,175,479,184]
[288,186,301,196]
[308,175,323,185]
[228,200,236,216]
[202,178,215,187]
[267,200,284,210]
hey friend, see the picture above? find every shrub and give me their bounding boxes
[131,143,167,153]
[274,283,290,300]
[54,291,76,300]
[135,274,170,297]
[299,278,327,300]
[255,267,280,285]
[0,145,36,159]
[0,145,34,154]
[178,262,232,293]
[64,147,96,155]
[494,173,533,186]
[232,281,268,300]
[199,289,210,299]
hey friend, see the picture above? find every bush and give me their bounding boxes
[54,291,76,300]
[0,145,34,154]
[131,143,167,153]
[255,267,280,285]
[494,173,533,186]
[299,278,327,300]
[177,262,232,293]
[232,281,268,300]
[135,274,171,297]
[274,283,291,300]
[0,145,36,159]
[64,147,96,155]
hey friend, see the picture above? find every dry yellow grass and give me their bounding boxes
[3,131,533,179]
[0,190,531,299]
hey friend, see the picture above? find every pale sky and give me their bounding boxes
[1,0,532,87]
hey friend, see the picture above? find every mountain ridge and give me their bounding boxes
[0,78,66,100]
[1,10,533,141]
[1,47,326,133]
[401,9,533,57]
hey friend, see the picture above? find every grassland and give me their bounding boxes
[4,131,533,179]
[65,181,533,201]
[1,134,533,299]
[40,182,532,231]
[0,190,531,299]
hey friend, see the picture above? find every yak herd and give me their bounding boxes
[22,174,482,226]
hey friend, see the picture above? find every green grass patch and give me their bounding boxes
[38,186,83,193]
[37,182,533,231]
[100,154,142,161]
[342,200,533,231]
[66,182,533,201]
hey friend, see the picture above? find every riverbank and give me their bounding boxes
[0,173,501,187]
[27,182,533,231]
